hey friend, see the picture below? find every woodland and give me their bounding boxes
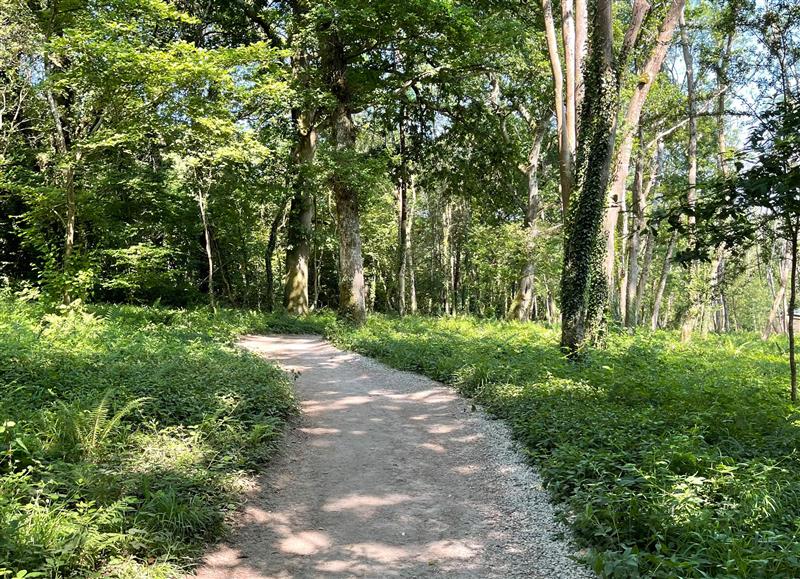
[1,0,800,576]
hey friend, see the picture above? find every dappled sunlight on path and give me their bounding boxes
[193,335,591,579]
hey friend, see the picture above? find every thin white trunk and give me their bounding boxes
[680,9,700,342]
[541,0,571,213]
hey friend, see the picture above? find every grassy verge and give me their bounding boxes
[0,299,329,578]
[329,315,800,578]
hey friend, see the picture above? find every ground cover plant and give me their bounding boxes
[0,297,326,578]
[331,315,800,578]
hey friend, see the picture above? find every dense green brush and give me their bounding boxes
[0,298,322,578]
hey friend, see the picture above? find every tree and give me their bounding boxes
[559,0,650,354]
[693,98,800,399]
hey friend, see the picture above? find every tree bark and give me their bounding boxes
[284,106,317,314]
[603,0,684,303]
[197,188,215,312]
[560,0,619,354]
[680,9,702,342]
[623,146,645,326]
[541,0,572,213]
[561,0,577,190]
[789,225,798,402]
[635,230,654,323]
[574,0,587,112]
[630,141,663,325]
[266,199,289,312]
[45,85,77,303]
[764,242,790,339]
[321,22,366,324]
[396,104,411,315]
[508,113,549,321]
[408,175,418,314]
[651,230,676,330]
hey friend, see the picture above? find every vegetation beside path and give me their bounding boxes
[0,299,308,578]
[331,315,800,578]
[4,300,800,578]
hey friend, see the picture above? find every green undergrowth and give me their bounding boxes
[329,315,800,578]
[0,298,328,578]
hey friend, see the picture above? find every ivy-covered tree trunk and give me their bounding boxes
[284,107,317,314]
[560,0,619,354]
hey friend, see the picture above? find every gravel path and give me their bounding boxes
[194,335,593,578]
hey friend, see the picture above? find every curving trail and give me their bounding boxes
[194,335,592,579]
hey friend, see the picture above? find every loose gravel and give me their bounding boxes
[194,335,594,578]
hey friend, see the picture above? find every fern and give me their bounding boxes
[55,391,149,460]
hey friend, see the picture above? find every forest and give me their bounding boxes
[1,0,799,577]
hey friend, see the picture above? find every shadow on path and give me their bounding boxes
[193,335,589,578]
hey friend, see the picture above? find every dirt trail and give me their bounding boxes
[194,335,591,578]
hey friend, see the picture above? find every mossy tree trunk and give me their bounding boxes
[321,22,366,325]
[284,106,317,314]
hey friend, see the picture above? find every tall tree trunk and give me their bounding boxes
[680,10,702,342]
[321,22,366,324]
[331,103,366,324]
[575,0,587,111]
[630,141,663,325]
[617,178,629,319]
[623,146,645,326]
[45,85,77,303]
[284,106,317,314]
[396,104,411,315]
[789,225,798,402]
[541,0,572,212]
[560,0,621,354]
[197,189,215,312]
[408,178,418,314]
[635,230,654,323]
[602,0,684,303]
[704,31,735,334]
[561,0,577,189]
[651,231,676,330]
[442,201,453,315]
[266,199,289,312]
[508,113,549,321]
